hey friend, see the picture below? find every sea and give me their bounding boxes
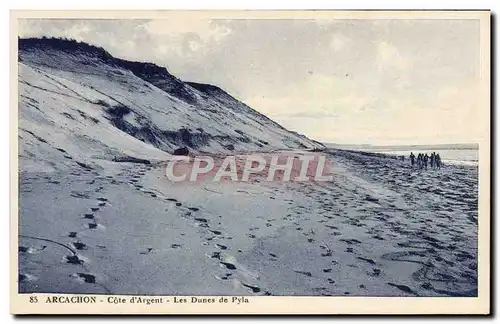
[328,144,479,166]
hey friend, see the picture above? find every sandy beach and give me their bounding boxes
[18,149,478,297]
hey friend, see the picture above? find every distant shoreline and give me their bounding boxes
[325,146,478,167]
[324,143,479,151]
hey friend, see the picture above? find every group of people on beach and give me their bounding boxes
[409,152,442,169]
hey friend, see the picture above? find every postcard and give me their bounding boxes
[10,10,490,315]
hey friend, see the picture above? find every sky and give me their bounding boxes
[18,17,482,145]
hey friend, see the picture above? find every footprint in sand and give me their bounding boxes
[139,247,154,255]
[194,217,208,224]
[205,237,215,242]
[387,282,418,296]
[319,245,332,257]
[196,222,209,228]
[215,243,228,250]
[72,241,87,250]
[70,191,91,199]
[294,270,313,277]
[340,238,362,245]
[357,256,376,265]
[68,232,78,238]
[220,261,237,270]
[207,251,221,259]
[215,273,233,280]
[241,282,261,293]
[19,245,47,254]
[71,273,97,284]
[65,255,85,265]
[19,273,36,282]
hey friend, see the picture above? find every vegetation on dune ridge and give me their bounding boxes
[18,37,323,151]
[19,37,114,60]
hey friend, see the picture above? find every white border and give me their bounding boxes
[2,0,497,322]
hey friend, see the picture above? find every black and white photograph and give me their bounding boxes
[10,10,490,315]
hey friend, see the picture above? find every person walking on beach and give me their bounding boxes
[423,154,429,169]
[410,152,415,166]
[436,153,442,169]
[430,152,435,168]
